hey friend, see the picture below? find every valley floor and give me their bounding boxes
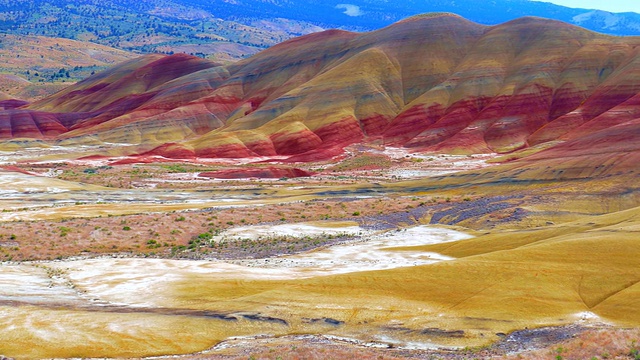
[1,145,639,359]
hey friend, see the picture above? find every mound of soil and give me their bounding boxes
[199,167,314,179]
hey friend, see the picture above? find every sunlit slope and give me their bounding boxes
[168,206,640,344]
[2,207,639,359]
[384,17,640,154]
[3,14,640,159]
[0,305,282,359]
[173,14,636,158]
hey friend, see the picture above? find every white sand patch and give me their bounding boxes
[389,169,458,178]
[0,170,82,194]
[0,144,106,164]
[240,226,470,275]
[574,311,604,323]
[387,152,498,179]
[221,221,364,240]
[48,258,302,307]
[371,334,447,350]
[0,172,261,220]
[40,225,471,308]
[0,264,80,304]
[330,147,499,179]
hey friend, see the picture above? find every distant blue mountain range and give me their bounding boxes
[1,0,638,64]
[202,0,640,36]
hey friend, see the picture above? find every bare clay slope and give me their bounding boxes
[7,14,640,162]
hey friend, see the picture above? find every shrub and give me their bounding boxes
[631,341,640,360]
[58,226,71,237]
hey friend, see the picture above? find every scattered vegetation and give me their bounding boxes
[507,328,640,360]
[329,153,392,172]
[0,0,296,62]
[170,230,353,259]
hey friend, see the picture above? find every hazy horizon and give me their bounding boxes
[530,0,640,13]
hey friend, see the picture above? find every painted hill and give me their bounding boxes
[5,14,640,165]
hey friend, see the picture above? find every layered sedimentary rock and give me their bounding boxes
[199,167,314,179]
[4,14,640,161]
[0,110,66,139]
[506,117,640,181]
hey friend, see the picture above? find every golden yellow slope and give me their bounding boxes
[166,206,640,348]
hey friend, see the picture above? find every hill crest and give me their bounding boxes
[3,15,640,170]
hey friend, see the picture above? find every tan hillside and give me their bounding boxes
[0,33,137,100]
